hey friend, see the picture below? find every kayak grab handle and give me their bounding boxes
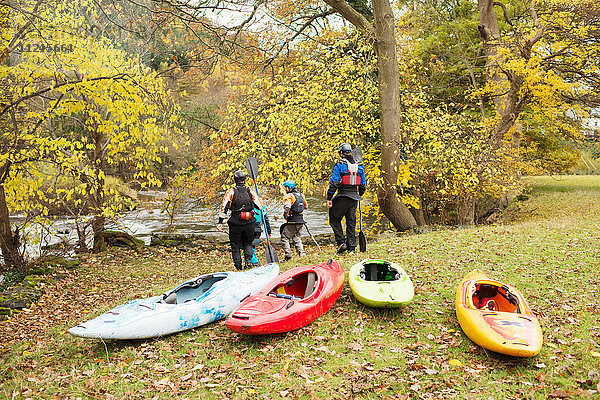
[286,301,295,309]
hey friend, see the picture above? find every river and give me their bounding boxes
[13,191,335,258]
[112,192,333,244]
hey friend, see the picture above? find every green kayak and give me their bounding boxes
[349,259,414,308]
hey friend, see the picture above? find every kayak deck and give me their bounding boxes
[349,260,414,307]
[226,259,344,335]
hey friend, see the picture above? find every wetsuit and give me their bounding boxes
[326,155,366,252]
[281,190,308,260]
[219,184,263,270]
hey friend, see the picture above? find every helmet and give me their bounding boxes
[233,170,247,184]
[282,180,296,190]
[338,143,352,154]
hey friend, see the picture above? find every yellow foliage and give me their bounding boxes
[194,33,379,201]
[1,0,183,219]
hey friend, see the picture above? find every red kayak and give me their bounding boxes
[225,259,344,335]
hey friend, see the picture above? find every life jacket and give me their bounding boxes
[339,159,362,186]
[231,186,253,214]
[289,192,305,215]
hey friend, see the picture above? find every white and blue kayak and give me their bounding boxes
[68,263,280,339]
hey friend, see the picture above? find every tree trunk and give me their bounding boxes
[371,0,417,231]
[477,0,527,217]
[411,188,426,226]
[91,214,106,253]
[0,164,26,273]
[478,0,529,151]
[459,195,475,225]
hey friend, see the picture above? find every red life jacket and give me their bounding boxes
[339,159,362,186]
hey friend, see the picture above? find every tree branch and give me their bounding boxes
[322,0,374,38]
[0,74,131,119]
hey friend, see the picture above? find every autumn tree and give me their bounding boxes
[205,35,379,196]
[128,0,600,229]
[141,0,419,230]
[1,0,180,268]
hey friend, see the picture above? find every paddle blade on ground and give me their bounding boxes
[265,244,279,264]
[358,200,366,252]
[359,230,366,253]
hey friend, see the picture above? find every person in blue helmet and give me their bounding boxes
[281,180,308,261]
[326,143,366,254]
[249,205,271,266]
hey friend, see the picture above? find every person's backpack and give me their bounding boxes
[231,186,253,213]
[290,193,305,214]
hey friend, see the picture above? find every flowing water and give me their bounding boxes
[12,191,335,258]
[112,192,333,244]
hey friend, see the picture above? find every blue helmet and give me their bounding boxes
[283,180,296,190]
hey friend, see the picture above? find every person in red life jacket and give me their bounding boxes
[217,170,263,270]
[326,143,367,254]
[281,180,308,261]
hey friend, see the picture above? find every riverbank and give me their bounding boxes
[0,175,599,399]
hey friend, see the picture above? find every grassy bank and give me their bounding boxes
[1,175,599,399]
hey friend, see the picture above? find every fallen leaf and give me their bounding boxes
[449,359,463,368]
[181,373,193,381]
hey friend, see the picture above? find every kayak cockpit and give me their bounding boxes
[159,274,227,304]
[469,282,521,313]
[359,260,400,282]
[269,272,317,300]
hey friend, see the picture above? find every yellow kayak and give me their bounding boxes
[455,270,542,357]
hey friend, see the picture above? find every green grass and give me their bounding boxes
[525,174,600,192]
[1,175,599,399]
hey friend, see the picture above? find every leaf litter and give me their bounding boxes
[1,182,600,398]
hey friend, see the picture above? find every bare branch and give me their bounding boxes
[322,0,374,38]
[493,1,512,26]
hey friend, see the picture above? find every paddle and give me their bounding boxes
[351,147,367,253]
[303,223,322,252]
[246,157,279,264]
[358,201,366,253]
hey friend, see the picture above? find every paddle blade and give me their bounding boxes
[351,146,363,164]
[245,157,259,181]
[265,244,279,264]
[359,230,367,252]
